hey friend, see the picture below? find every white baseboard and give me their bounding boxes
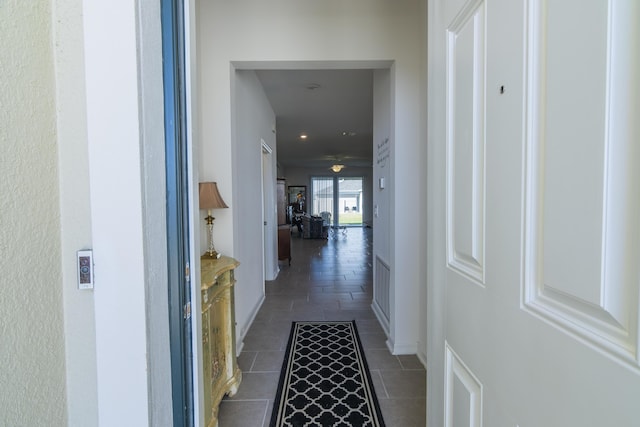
[236,294,265,354]
[389,341,418,355]
[371,301,390,335]
[384,332,419,356]
[416,341,428,369]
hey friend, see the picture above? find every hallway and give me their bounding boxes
[217,228,426,426]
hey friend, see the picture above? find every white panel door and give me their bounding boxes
[428,0,640,426]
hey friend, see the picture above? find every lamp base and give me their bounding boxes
[202,250,221,260]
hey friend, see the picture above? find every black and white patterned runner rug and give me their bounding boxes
[270,321,385,427]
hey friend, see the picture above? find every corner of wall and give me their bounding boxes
[52,0,99,424]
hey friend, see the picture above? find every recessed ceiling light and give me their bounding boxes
[299,134,308,140]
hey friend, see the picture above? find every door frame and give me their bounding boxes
[161,0,195,425]
[261,139,277,281]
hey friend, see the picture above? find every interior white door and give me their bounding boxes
[427,0,640,426]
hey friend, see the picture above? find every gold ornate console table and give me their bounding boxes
[201,256,242,427]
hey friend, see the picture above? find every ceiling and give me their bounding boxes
[255,69,374,170]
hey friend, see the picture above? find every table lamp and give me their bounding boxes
[199,182,228,259]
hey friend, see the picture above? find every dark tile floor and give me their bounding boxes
[217,227,426,426]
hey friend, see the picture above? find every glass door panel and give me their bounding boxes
[311,177,334,222]
[338,177,363,226]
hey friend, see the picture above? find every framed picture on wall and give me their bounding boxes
[288,186,306,213]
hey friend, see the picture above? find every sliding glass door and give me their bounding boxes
[311,176,363,227]
[311,177,334,223]
[337,177,363,226]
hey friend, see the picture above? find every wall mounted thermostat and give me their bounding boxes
[77,249,94,290]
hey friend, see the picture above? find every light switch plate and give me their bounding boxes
[77,249,94,290]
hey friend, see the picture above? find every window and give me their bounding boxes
[311,176,363,226]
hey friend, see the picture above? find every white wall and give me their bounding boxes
[373,69,392,266]
[53,0,99,425]
[197,0,426,354]
[0,1,68,425]
[232,70,277,344]
[371,68,393,336]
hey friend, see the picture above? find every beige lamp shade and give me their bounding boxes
[199,182,228,210]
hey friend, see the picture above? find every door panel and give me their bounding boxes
[446,0,486,286]
[338,177,363,226]
[539,0,607,305]
[523,0,640,367]
[431,0,640,425]
[445,343,482,427]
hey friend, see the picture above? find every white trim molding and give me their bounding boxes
[445,342,483,427]
[445,0,487,287]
